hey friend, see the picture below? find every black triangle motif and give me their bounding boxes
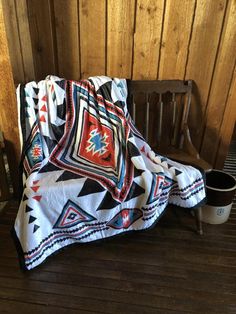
[167,163,173,169]
[35,108,39,115]
[57,102,66,120]
[133,167,145,178]
[97,192,120,210]
[114,100,125,109]
[43,136,57,153]
[23,194,28,201]
[160,157,167,163]
[127,141,141,157]
[33,224,40,233]
[39,162,62,173]
[56,171,84,182]
[33,98,39,105]
[50,124,65,142]
[125,182,145,202]
[33,87,39,95]
[29,215,37,224]
[102,153,111,162]
[96,81,113,101]
[55,79,66,90]
[78,179,105,197]
[25,205,33,212]
[175,169,182,176]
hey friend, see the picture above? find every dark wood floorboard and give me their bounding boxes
[0,201,236,314]
[0,140,235,313]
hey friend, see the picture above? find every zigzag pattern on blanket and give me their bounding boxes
[14,76,206,270]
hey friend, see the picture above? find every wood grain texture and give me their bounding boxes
[0,1,20,196]
[200,0,236,165]
[1,0,25,84]
[27,0,57,80]
[1,199,236,313]
[1,0,236,177]
[185,0,226,150]
[54,0,80,80]
[0,148,9,200]
[79,0,106,78]
[215,65,236,169]
[16,0,35,82]
[107,0,135,78]
[132,0,164,79]
[158,0,195,80]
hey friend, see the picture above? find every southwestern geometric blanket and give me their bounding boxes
[14,76,206,270]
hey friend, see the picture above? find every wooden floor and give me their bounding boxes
[0,142,235,313]
[0,202,235,313]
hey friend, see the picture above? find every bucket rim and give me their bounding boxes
[206,169,236,192]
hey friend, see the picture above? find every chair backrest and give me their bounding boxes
[127,80,192,151]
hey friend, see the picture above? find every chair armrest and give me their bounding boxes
[0,131,5,149]
[182,124,200,158]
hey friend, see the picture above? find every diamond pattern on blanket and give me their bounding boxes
[14,75,206,271]
[78,110,116,168]
[24,131,43,175]
[147,173,165,205]
[50,81,133,202]
[54,200,96,229]
[107,208,143,229]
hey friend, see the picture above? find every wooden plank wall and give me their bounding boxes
[1,0,236,176]
[0,0,20,197]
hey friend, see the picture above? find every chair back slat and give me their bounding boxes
[157,93,163,145]
[145,94,150,141]
[171,93,176,128]
[131,94,136,123]
[170,93,177,145]
[127,80,192,151]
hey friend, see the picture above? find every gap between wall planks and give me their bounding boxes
[79,0,106,78]
[200,0,236,165]
[215,64,236,169]
[1,0,35,84]
[0,0,20,197]
[184,0,227,151]
[1,0,24,84]
[107,0,135,78]
[132,0,164,80]
[27,0,57,80]
[1,0,236,178]
[54,0,80,80]
[158,0,195,80]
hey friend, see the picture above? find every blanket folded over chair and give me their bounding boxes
[14,76,206,270]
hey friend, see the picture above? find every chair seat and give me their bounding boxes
[153,146,212,172]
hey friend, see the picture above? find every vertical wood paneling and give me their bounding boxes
[107,0,135,78]
[158,0,195,79]
[215,66,236,169]
[54,0,80,80]
[185,0,227,150]
[16,0,35,82]
[79,0,106,78]
[27,0,56,80]
[1,0,236,172]
[200,0,236,165]
[0,1,20,196]
[2,0,25,84]
[132,0,164,79]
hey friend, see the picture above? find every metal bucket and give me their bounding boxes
[201,170,236,224]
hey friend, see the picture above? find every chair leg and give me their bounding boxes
[194,207,203,235]
[0,149,10,201]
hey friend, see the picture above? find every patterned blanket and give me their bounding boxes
[14,76,206,270]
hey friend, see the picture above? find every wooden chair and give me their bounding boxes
[0,131,10,201]
[127,80,212,235]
